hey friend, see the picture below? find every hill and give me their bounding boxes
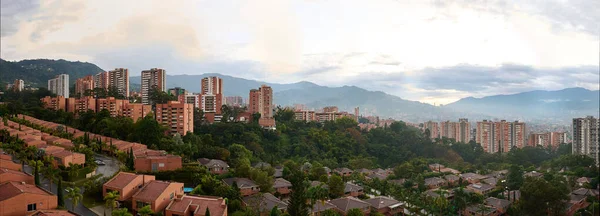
[445,88,600,120]
[0,59,105,87]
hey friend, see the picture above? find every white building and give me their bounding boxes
[573,116,599,165]
[48,74,69,98]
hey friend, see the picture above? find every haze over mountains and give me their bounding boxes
[1,59,598,123]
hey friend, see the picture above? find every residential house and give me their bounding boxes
[131,180,185,214]
[0,158,21,171]
[0,181,58,216]
[482,177,498,186]
[242,193,287,216]
[424,189,454,199]
[48,151,85,168]
[198,158,229,175]
[356,168,373,176]
[27,210,80,216]
[222,178,260,197]
[576,177,591,187]
[134,151,182,172]
[311,202,336,216]
[103,172,155,201]
[323,167,332,176]
[444,175,460,186]
[571,188,599,199]
[429,163,445,172]
[274,166,283,178]
[0,169,34,184]
[365,196,403,216]
[485,197,511,214]
[424,177,447,189]
[460,173,486,183]
[466,183,494,195]
[566,194,588,216]
[329,196,371,216]
[334,168,353,177]
[502,190,521,203]
[523,171,543,178]
[273,178,292,197]
[165,194,228,216]
[344,182,364,197]
[463,204,499,216]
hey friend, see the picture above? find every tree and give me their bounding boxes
[346,208,364,216]
[205,207,212,216]
[506,165,524,191]
[57,178,65,208]
[41,166,60,191]
[520,177,568,216]
[328,175,344,198]
[112,208,133,216]
[30,160,43,186]
[269,206,280,216]
[104,191,120,215]
[322,209,340,216]
[287,167,310,216]
[67,163,81,180]
[66,187,83,211]
[138,205,154,216]
[308,183,329,214]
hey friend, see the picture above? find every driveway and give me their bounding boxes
[94,154,120,178]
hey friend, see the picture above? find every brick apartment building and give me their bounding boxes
[74,75,94,97]
[423,121,439,140]
[141,68,166,105]
[155,101,194,135]
[476,120,526,153]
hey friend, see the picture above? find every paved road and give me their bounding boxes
[21,154,120,216]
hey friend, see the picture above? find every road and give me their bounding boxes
[22,154,120,216]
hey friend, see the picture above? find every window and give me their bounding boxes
[170,193,174,199]
[159,163,165,167]
[27,203,37,211]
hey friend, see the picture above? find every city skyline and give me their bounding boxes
[1,0,598,105]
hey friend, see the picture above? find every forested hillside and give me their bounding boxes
[0,58,104,87]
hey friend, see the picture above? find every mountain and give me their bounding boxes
[0,58,105,87]
[445,88,600,120]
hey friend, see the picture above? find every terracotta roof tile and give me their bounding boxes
[133,180,176,202]
[167,195,227,216]
[0,181,54,201]
[104,172,139,189]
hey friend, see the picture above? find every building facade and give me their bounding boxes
[248,85,273,118]
[155,101,194,135]
[108,68,130,97]
[48,74,69,98]
[168,87,187,98]
[74,75,94,97]
[200,77,223,115]
[476,120,526,153]
[141,68,166,105]
[423,121,439,140]
[225,96,244,107]
[572,116,599,165]
[13,79,24,92]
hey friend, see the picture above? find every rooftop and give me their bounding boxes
[0,181,54,201]
[104,172,141,189]
[344,182,363,193]
[166,195,227,216]
[133,180,174,201]
[329,196,370,213]
[273,178,292,188]
[485,197,511,210]
[242,193,287,212]
[365,196,400,209]
[198,158,229,168]
[222,178,258,189]
[27,210,80,216]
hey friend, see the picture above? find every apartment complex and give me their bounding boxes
[527,132,567,149]
[293,106,357,123]
[248,85,273,118]
[200,77,223,115]
[476,120,526,153]
[168,87,187,98]
[97,97,129,117]
[93,72,109,89]
[41,96,150,122]
[155,101,194,135]
[141,68,166,104]
[180,94,200,109]
[13,79,24,92]
[225,96,244,107]
[123,103,153,122]
[572,116,599,165]
[48,74,69,98]
[74,75,94,97]
[108,68,130,97]
[423,121,439,140]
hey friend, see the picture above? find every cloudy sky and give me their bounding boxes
[1,0,598,105]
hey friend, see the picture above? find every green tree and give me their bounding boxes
[520,177,568,216]
[57,178,65,208]
[30,160,43,186]
[308,183,329,214]
[205,207,212,216]
[328,175,344,198]
[138,205,154,216]
[104,191,120,215]
[322,209,340,216]
[112,208,133,216]
[506,165,524,191]
[41,166,60,191]
[270,206,280,216]
[287,167,310,216]
[346,208,364,216]
[66,187,83,211]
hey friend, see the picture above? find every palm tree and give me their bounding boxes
[104,191,120,215]
[453,188,469,216]
[111,208,133,216]
[308,184,329,215]
[29,160,43,186]
[66,187,83,211]
[67,163,80,180]
[137,205,153,216]
[41,166,61,191]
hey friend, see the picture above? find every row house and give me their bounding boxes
[0,181,58,216]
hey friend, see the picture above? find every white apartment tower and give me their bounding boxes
[573,116,599,165]
[48,74,69,98]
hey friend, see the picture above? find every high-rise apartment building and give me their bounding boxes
[248,85,273,118]
[168,87,187,98]
[155,101,194,135]
[41,96,66,111]
[225,96,244,107]
[476,120,526,153]
[108,68,129,97]
[458,118,471,143]
[440,121,457,140]
[423,121,439,140]
[122,104,152,122]
[141,68,166,105]
[48,74,69,98]
[94,72,109,89]
[323,106,339,113]
[75,75,94,97]
[73,96,96,113]
[13,79,24,92]
[180,93,200,109]
[572,116,599,165]
[528,132,567,149]
[294,110,316,122]
[200,77,223,115]
[96,97,129,117]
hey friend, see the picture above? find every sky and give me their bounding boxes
[1,0,599,105]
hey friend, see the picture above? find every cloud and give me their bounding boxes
[0,0,39,37]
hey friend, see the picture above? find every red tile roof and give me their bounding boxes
[27,210,80,216]
[166,195,227,216]
[133,180,172,201]
[104,172,139,189]
[0,181,54,201]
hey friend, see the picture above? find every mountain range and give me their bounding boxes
[2,59,598,123]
